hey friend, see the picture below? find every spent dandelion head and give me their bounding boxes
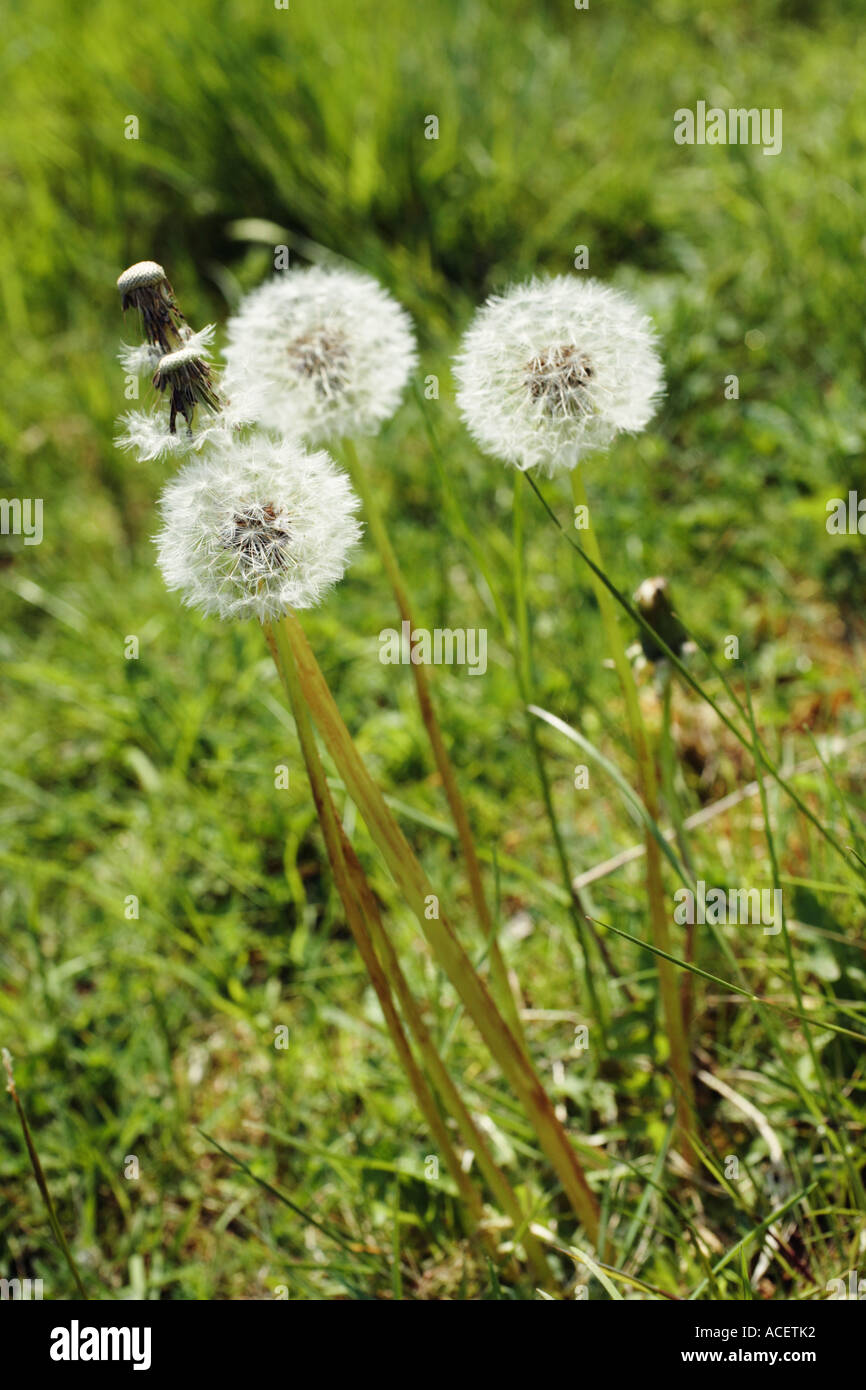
[117,260,187,356]
[453,276,664,476]
[221,265,417,442]
[154,434,362,621]
[633,576,693,665]
[153,343,222,434]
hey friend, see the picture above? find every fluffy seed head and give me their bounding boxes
[154,435,362,620]
[221,266,417,442]
[453,276,664,475]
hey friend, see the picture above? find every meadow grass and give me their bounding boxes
[1,0,865,1298]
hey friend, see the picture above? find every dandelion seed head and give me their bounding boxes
[222,266,417,442]
[453,276,664,475]
[154,435,362,620]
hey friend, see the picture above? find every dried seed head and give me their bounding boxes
[634,576,690,663]
[153,347,221,434]
[117,261,167,295]
[524,345,595,419]
[117,260,187,355]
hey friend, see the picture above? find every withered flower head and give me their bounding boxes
[153,346,221,435]
[117,260,187,355]
[634,577,691,663]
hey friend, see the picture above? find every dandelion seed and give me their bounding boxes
[153,345,221,434]
[453,276,664,475]
[154,435,362,620]
[222,266,417,442]
[116,261,187,355]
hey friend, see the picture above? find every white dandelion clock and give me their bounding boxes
[453,276,664,475]
[222,266,417,442]
[154,435,362,621]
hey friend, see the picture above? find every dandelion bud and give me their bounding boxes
[222,266,417,442]
[154,436,362,621]
[453,276,664,475]
[634,577,690,663]
[152,345,221,435]
[117,260,187,355]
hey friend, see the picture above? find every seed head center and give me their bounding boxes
[223,504,293,577]
[286,329,351,400]
[524,345,595,418]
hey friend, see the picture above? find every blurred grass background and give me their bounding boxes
[1,0,865,1299]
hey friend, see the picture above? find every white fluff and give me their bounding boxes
[221,267,417,442]
[154,434,362,621]
[118,324,217,378]
[115,409,234,462]
[453,277,664,475]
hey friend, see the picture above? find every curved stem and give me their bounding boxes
[263,620,484,1227]
[283,610,601,1244]
[343,437,525,1043]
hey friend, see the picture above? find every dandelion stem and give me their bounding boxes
[569,467,696,1165]
[263,620,485,1229]
[3,1049,89,1299]
[512,472,607,1030]
[266,618,555,1282]
[334,808,554,1284]
[660,665,695,1031]
[282,609,601,1244]
[341,437,526,1043]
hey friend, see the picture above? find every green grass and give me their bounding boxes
[1,0,865,1299]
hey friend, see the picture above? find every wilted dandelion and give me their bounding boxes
[222,266,417,441]
[116,261,187,355]
[154,435,362,620]
[152,344,222,434]
[453,276,664,474]
[633,576,692,665]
